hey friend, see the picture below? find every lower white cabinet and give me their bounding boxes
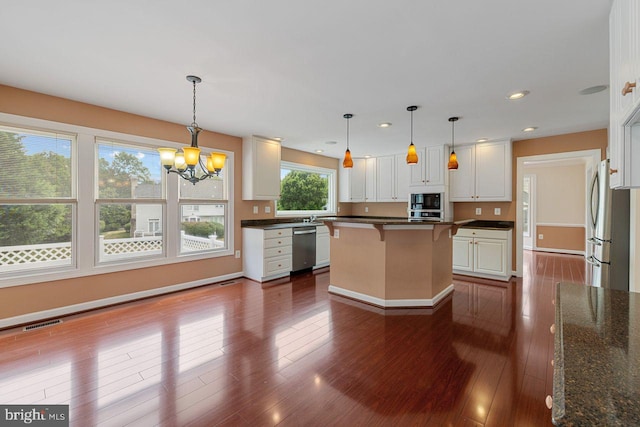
[243,227,292,282]
[453,228,512,281]
[315,225,330,268]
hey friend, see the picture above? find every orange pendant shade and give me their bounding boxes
[343,148,353,168]
[448,151,459,170]
[406,142,418,165]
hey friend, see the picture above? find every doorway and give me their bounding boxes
[515,149,601,277]
[522,174,536,250]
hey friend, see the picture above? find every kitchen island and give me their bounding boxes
[552,282,640,426]
[321,217,469,308]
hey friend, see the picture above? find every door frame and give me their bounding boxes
[515,149,601,277]
[523,174,536,250]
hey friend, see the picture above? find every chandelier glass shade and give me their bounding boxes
[158,75,226,185]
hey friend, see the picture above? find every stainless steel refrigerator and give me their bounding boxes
[587,159,630,291]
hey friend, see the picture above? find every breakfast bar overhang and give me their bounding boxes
[321,217,469,308]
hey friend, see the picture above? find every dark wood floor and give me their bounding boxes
[0,250,589,426]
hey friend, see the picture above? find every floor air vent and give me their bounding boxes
[23,319,62,331]
[218,280,237,287]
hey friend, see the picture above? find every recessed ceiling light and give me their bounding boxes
[364,155,372,158]
[507,90,530,100]
[378,122,392,128]
[476,138,489,143]
[315,149,324,153]
[579,85,608,95]
[273,137,283,141]
[325,141,337,145]
[522,127,537,132]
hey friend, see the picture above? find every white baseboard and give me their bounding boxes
[534,248,585,256]
[328,284,454,308]
[0,271,244,330]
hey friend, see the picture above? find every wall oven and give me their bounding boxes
[408,193,443,220]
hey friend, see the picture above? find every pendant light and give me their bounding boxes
[158,75,227,185]
[447,116,459,170]
[406,106,419,165]
[342,113,354,168]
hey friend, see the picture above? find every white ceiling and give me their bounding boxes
[0,1,613,159]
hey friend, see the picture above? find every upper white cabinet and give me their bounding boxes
[376,154,411,202]
[339,158,366,202]
[449,140,512,202]
[242,136,281,200]
[365,157,377,202]
[609,0,640,188]
[409,145,446,188]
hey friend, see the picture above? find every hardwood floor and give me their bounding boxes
[0,251,588,426]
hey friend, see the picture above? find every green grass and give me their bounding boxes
[102,230,129,239]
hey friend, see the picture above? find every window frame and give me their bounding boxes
[276,161,336,217]
[0,112,234,289]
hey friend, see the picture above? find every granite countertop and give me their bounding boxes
[319,216,468,226]
[459,220,514,230]
[552,282,640,426]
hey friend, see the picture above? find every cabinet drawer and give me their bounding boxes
[264,228,292,239]
[265,255,292,275]
[457,228,509,240]
[265,245,292,258]
[264,236,292,249]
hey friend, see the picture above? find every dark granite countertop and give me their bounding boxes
[552,282,640,426]
[319,216,467,226]
[459,220,514,230]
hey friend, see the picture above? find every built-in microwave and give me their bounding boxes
[408,193,443,220]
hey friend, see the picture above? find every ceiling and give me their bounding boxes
[0,1,613,159]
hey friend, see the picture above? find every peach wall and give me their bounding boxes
[536,226,585,252]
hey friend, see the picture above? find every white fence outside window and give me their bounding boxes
[0,233,224,271]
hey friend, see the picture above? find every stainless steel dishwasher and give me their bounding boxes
[292,226,317,272]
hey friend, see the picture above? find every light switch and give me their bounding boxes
[334,229,340,239]
[475,207,482,215]
[494,208,501,215]
[253,206,258,214]
[539,234,544,240]
[365,206,369,213]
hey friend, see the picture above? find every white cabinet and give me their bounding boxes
[243,227,292,282]
[449,140,512,202]
[453,228,512,281]
[242,136,281,200]
[315,225,330,268]
[339,157,376,202]
[409,145,446,188]
[376,154,411,202]
[609,0,640,188]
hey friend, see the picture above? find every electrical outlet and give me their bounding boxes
[475,207,482,215]
[253,206,258,214]
[235,250,241,258]
[538,234,544,240]
[265,206,271,213]
[494,207,501,215]
[334,229,340,239]
[337,206,341,213]
[365,206,369,213]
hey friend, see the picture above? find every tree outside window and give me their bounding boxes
[277,162,336,216]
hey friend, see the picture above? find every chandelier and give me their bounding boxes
[158,75,226,185]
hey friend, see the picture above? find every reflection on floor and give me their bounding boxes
[0,251,588,426]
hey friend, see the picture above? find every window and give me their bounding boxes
[0,115,234,288]
[96,140,164,263]
[178,160,229,255]
[0,126,75,273]
[277,162,336,216]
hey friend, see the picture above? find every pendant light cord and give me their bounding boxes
[410,109,414,144]
[346,116,350,149]
[451,119,454,150]
[192,79,198,127]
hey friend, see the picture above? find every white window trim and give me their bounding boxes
[276,161,336,217]
[0,112,235,289]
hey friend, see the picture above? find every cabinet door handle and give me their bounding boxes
[469,241,473,245]
[610,168,618,175]
[622,81,636,96]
